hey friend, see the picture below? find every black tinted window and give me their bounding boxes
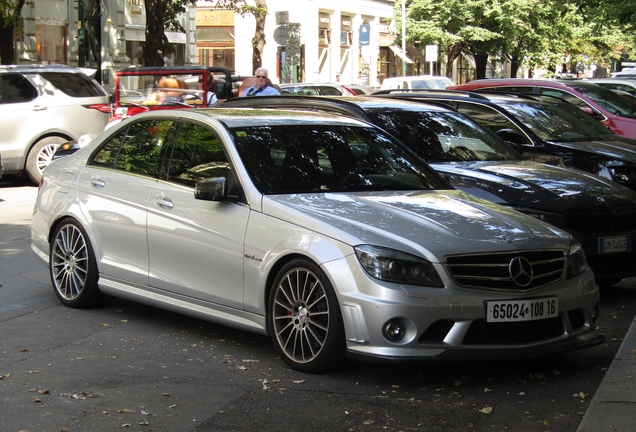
[39,72,107,97]
[168,122,230,187]
[0,74,37,104]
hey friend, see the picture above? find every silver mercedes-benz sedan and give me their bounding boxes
[31,109,603,372]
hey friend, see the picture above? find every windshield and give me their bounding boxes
[537,96,615,135]
[365,109,520,162]
[567,83,636,118]
[117,72,206,107]
[500,101,609,142]
[230,125,450,194]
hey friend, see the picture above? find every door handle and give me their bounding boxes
[155,194,174,209]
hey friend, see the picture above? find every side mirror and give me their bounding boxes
[194,177,228,201]
[496,128,528,145]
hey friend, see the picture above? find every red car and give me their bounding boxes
[449,78,636,139]
[111,66,234,122]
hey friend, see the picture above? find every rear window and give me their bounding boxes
[39,72,107,98]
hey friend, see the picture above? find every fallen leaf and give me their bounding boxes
[484,388,494,392]
[392,384,401,388]
[120,320,128,323]
[121,423,131,427]
[577,391,587,400]
[0,373,10,379]
[293,380,305,384]
[630,349,636,355]
[362,419,375,425]
[243,359,259,363]
[20,348,28,352]
[162,393,170,397]
[33,398,42,403]
[139,421,149,426]
[534,373,545,380]
[454,380,463,387]
[237,366,247,370]
[98,323,111,327]
[345,411,350,415]
[543,420,551,426]
[479,406,493,414]
[116,409,135,413]
[38,389,50,394]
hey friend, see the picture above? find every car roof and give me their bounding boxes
[220,94,455,116]
[122,106,375,129]
[0,64,92,74]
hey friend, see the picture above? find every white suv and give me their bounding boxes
[0,65,109,183]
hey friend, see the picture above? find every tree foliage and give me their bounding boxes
[397,0,636,79]
[144,0,267,69]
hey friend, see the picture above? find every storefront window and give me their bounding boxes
[36,24,66,63]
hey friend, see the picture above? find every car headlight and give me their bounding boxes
[354,245,444,287]
[566,240,588,279]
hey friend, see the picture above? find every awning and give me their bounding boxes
[389,45,413,64]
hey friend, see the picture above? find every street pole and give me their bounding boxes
[78,0,85,67]
[401,0,406,77]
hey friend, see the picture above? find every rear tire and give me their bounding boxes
[26,136,66,184]
[50,218,110,308]
[267,259,346,373]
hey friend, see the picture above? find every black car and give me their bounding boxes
[373,90,636,193]
[222,95,636,286]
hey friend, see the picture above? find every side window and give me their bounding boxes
[319,86,342,96]
[0,74,37,104]
[168,122,230,187]
[456,103,519,133]
[538,88,586,108]
[89,120,177,177]
[39,72,107,97]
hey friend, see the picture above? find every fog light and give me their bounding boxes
[591,303,600,321]
[384,320,405,340]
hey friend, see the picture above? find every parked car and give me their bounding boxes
[380,75,452,91]
[448,79,636,139]
[278,82,357,96]
[223,95,636,286]
[586,78,636,97]
[377,90,636,191]
[347,84,377,95]
[0,65,110,183]
[32,108,603,372]
[111,66,233,123]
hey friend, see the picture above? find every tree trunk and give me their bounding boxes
[0,0,25,65]
[144,0,168,67]
[251,0,267,73]
[445,43,462,79]
[474,54,489,80]
[509,54,520,78]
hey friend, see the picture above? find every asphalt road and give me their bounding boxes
[1,176,635,432]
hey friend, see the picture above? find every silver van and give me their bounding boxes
[0,65,109,183]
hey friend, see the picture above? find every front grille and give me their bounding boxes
[462,316,565,345]
[565,205,636,234]
[445,250,564,291]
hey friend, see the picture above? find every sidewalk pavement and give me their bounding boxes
[577,313,636,432]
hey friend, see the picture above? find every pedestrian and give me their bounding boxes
[335,73,341,82]
[198,73,218,106]
[240,67,281,97]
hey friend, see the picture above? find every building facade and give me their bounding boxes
[17,0,400,92]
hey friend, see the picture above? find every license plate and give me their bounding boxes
[486,298,558,323]
[599,235,631,254]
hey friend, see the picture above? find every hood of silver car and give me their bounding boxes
[262,189,567,262]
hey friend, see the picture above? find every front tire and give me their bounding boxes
[50,219,110,308]
[26,136,66,184]
[267,259,346,373]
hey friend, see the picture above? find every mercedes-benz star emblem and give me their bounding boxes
[509,257,533,287]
